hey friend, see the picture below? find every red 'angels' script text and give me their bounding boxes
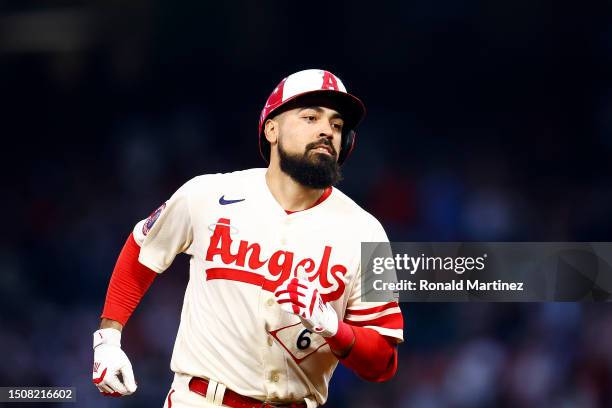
[205,218,348,302]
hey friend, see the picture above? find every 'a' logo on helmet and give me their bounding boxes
[321,71,339,91]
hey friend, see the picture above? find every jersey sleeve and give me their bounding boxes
[344,219,404,343]
[131,179,195,273]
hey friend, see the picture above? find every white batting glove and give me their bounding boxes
[274,277,339,337]
[92,328,137,397]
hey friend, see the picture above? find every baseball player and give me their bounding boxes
[92,69,404,407]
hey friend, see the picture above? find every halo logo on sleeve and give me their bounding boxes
[142,202,167,236]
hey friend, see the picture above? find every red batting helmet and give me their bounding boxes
[258,69,366,165]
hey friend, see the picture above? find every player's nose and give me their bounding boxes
[317,121,334,140]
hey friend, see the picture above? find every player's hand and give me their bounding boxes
[274,277,339,337]
[92,328,137,397]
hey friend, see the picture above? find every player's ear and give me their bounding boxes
[264,118,279,145]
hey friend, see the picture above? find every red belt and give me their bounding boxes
[188,377,307,408]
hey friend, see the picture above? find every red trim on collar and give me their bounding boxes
[285,187,332,215]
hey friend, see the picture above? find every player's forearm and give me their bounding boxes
[100,233,158,326]
[325,320,355,357]
[328,322,398,382]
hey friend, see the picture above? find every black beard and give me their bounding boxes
[278,140,343,189]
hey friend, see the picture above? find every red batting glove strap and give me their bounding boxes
[101,233,158,326]
[325,320,355,351]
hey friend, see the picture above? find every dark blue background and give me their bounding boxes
[2,0,612,406]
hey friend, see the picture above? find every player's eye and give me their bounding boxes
[332,123,343,130]
[303,115,317,122]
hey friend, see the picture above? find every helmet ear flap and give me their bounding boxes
[338,130,356,165]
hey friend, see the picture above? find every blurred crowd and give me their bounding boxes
[3,0,612,407]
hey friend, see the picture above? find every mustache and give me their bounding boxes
[306,140,336,157]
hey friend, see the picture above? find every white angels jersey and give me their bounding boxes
[132,168,404,406]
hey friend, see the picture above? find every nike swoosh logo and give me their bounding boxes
[219,195,245,205]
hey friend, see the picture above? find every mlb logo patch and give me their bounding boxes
[143,202,167,236]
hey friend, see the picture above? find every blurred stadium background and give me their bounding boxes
[2,1,612,407]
